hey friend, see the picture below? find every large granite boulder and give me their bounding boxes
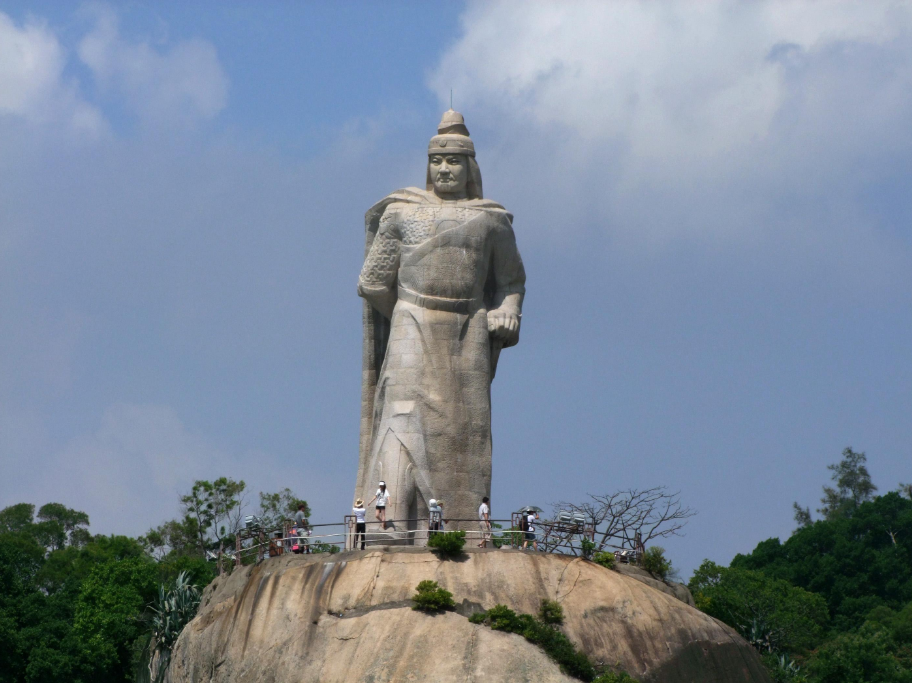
[168,548,770,683]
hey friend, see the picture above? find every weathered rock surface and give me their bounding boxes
[614,563,696,607]
[168,548,770,683]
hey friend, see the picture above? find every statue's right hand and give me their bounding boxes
[487,310,520,345]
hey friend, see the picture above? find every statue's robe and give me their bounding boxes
[356,188,525,534]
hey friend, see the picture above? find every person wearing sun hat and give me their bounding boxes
[352,498,367,550]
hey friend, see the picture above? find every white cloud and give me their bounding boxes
[4,403,277,536]
[0,11,105,135]
[431,1,912,261]
[78,6,229,125]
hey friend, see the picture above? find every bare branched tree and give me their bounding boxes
[548,487,696,554]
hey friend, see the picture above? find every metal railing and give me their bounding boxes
[226,513,646,567]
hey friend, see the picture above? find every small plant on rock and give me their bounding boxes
[539,599,564,625]
[593,672,639,682]
[580,536,596,559]
[592,551,616,570]
[427,529,466,557]
[411,580,455,613]
[469,604,596,680]
[639,546,672,581]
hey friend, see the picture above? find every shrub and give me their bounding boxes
[310,541,340,554]
[580,537,596,559]
[639,546,672,581]
[688,561,828,654]
[411,580,455,612]
[470,604,596,680]
[427,530,466,557]
[539,599,565,625]
[593,672,639,683]
[761,653,808,683]
[592,551,616,570]
[805,626,908,683]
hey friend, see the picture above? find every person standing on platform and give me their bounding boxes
[522,509,539,551]
[353,498,367,550]
[368,481,391,530]
[293,503,310,553]
[478,497,492,548]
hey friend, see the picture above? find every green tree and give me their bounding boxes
[689,561,829,654]
[732,493,912,630]
[806,625,911,683]
[818,447,877,521]
[180,477,247,553]
[0,503,36,534]
[257,488,309,529]
[639,546,673,581]
[37,503,91,549]
[73,557,159,680]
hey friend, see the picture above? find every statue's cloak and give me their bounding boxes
[356,187,513,506]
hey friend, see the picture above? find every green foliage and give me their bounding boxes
[310,541,341,554]
[491,522,514,548]
[806,625,912,683]
[146,571,202,682]
[471,604,596,680]
[761,653,808,683]
[593,672,639,683]
[732,492,912,630]
[639,546,673,581]
[427,530,466,556]
[412,580,455,612]
[689,560,828,654]
[258,489,310,529]
[818,447,878,521]
[539,599,565,625]
[0,503,36,534]
[592,551,616,570]
[73,557,160,675]
[0,499,219,683]
[580,536,596,559]
[179,477,247,553]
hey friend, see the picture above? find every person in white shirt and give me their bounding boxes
[352,498,367,550]
[522,510,539,551]
[429,499,447,535]
[478,497,492,548]
[368,481,392,530]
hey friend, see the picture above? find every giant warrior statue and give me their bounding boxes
[355,110,526,534]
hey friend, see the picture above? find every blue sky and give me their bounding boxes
[1,1,910,577]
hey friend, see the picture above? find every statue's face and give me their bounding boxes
[429,154,469,197]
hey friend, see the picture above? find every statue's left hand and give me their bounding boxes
[487,310,520,345]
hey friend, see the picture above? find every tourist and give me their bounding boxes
[268,531,283,557]
[294,504,310,553]
[353,498,367,550]
[429,499,444,535]
[478,497,492,547]
[368,481,391,530]
[437,499,447,531]
[522,509,539,551]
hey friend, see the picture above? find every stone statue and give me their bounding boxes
[355,110,526,536]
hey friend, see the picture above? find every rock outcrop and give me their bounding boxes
[168,548,770,683]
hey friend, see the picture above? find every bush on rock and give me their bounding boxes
[427,530,466,556]
[411,580,455,613]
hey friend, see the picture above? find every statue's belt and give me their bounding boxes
[398,285,479,314]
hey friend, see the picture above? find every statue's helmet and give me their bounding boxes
[427,109,483,199]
